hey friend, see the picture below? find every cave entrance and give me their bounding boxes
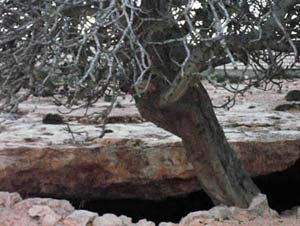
[253,160,300,212]
[70,161,300,224]
[71,191,213,224]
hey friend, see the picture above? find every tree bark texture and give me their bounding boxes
[135,82,260,207]
[136,0,260,207]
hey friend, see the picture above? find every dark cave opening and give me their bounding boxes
[70,161,300,224]
[70,191,214,224]
[253,160,300,213]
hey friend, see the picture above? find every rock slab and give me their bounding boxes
[0,81,299,200]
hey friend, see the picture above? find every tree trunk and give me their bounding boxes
[135,82,260,207]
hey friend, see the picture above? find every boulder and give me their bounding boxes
[248,194,278,218]
[281,206,300,219]
[179,206,232,225]
[63,210,98,226]
[93,213,124,226]
[28,205,62,226]
[135,219,156,226]
[13,198,75,218]
[285,90,300,101]
[0,208,38,226]
[179,194,281,226]
[0,192,22,208]
[274,103,300,111]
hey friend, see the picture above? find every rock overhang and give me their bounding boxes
[0,81,299,200]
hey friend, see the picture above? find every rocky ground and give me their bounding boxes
[0,80,300,225]
[0,191,299,226]
[0,81,299,200]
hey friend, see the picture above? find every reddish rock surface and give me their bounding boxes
[0,81,299,200]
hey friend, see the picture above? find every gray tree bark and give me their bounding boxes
[130,0,261,207]
[135,82,260,207]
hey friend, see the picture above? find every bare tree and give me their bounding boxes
[0,0,299,207]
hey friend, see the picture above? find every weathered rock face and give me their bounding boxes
[0,191,298,226]
[0,81,299,200]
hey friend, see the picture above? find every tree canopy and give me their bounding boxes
[0,0,299,111]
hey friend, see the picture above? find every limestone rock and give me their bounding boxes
[14,198,75,218]
[119,215,134,225]
[63,210,98,226]
[248,194,278,218]
[158,222,178,226]
[281,206,300,219]
[179,194,280,225]
[180,211,212,225]
[135,219,156,226]
[93,213,124,226]
[0,191,299,226]
[179,206,232,225]
[0,191,22,208]
[229,207,251,221]
[0,81,299,200]
[0,208,38,226]
[209,206,232,221]
[28,205,61,226]
[248,194,269,216]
